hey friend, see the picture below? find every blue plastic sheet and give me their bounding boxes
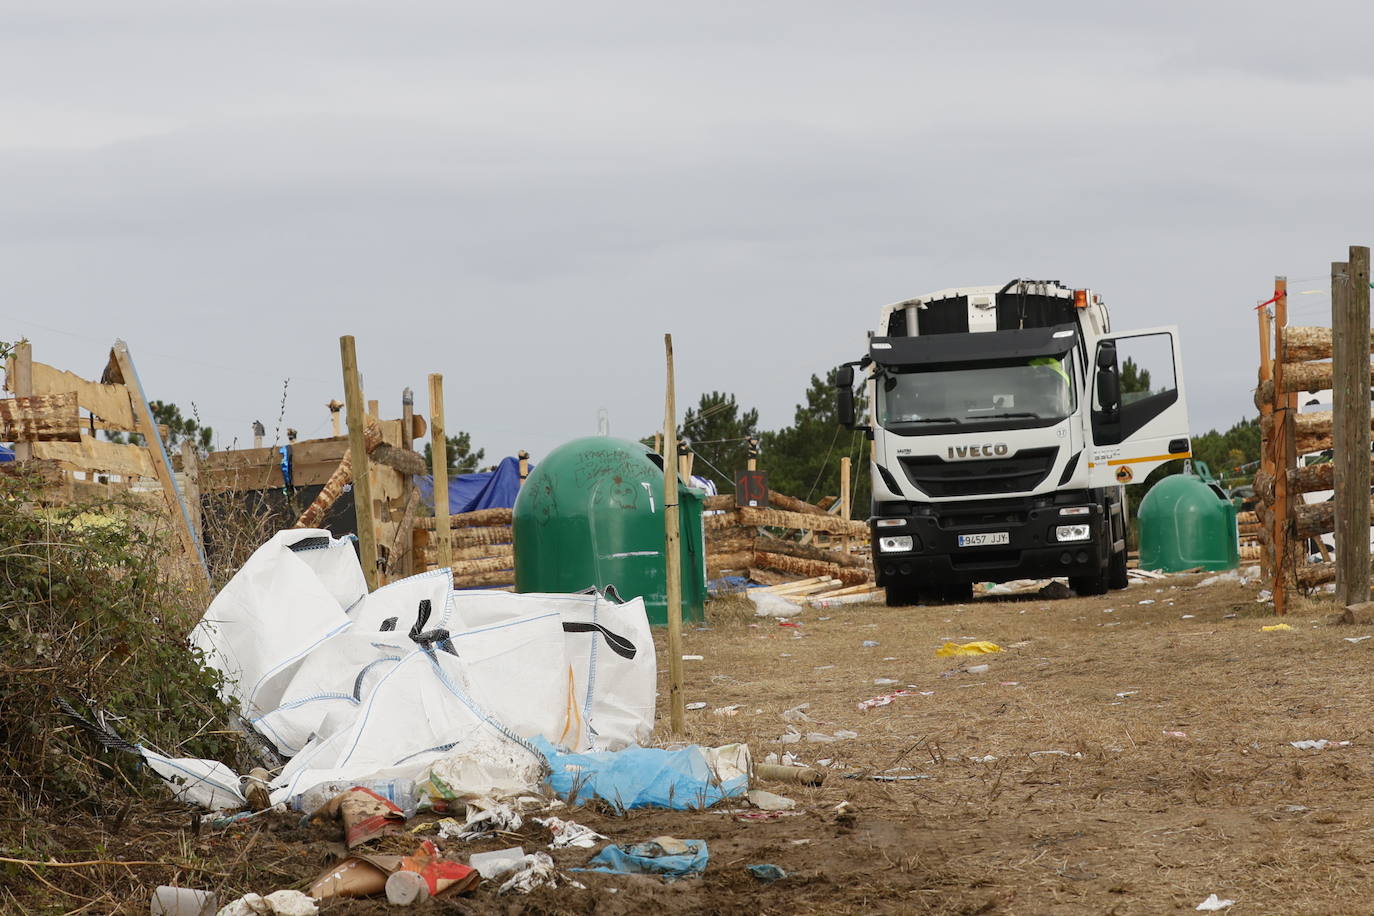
[580,839,708,879]
[529,736,747,811]
[747,864,787,882]
[0,445,13,463]
[415,455,529,515]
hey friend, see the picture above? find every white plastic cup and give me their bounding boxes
[385,870,430,906]
[150,886,216,916]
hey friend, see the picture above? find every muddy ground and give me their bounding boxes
[12,572,1374,914]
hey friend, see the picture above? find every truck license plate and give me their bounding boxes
[958,532,1009,548]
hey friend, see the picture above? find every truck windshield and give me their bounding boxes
[877,355,1077,434]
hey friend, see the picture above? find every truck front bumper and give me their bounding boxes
[871,498,1110,586]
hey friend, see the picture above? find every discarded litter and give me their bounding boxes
[533,736,748,811]
[384,870,429,906]
[682,654,704,661]
[686,702,707,710]
[966,664,990,675]
[1262,624,1294,632]
[935,641,1002,657]
[750,590,804,617]
[782,703,814,724]
[579,837,709,880]
[862,640,880,647]
[754,762,825,786]
[873,677,899,686]
[1138,599,1155,605]
[747,789,797,811]
[308,839,478,901]
[536,816,606,848]
[858,690,917,711]
[1163,730,1188,739]
[216,890,318,916]
[1029,750,1083,759]
[969,755,998,763]
[747,864,788,882]
[469,846,527,878]
[151,886,216,916]
[1196,894,1236,911]
[1345,636,1373,644]
[496,852,560,895]
[1290,739,1351,750]
[712,705,742,716]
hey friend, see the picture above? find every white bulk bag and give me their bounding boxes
[191,529,363,717]
[347,568,454,633]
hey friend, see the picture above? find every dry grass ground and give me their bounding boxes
[11,573,1372,915]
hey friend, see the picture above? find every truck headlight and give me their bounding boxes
[1055,524,1091,542]
[879,536,914,553]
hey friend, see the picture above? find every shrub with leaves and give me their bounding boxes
[0,470,243,814]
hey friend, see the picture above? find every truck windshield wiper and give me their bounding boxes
[978,412,1041,419]
[903,417,961,424]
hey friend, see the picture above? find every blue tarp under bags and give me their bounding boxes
[0,445,13,463]
[529,736,747,811]
[415,455,530,514]
[580,839,709,879]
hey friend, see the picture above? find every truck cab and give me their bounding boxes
[836,280,1191,605]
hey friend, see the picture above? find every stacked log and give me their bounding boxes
[413,508,515,588]
[704,492,873,590]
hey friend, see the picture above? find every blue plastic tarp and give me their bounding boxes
[0,445,13,463]
[415,455,530,514]
[579,839,709,879]
[529,736,747,812]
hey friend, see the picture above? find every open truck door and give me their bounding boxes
[1087,325,1191,488]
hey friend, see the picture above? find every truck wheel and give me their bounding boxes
[941,582,973,603]
[885,582,919,607]
[1069,571,1109,597]
[1107,547,1130,591]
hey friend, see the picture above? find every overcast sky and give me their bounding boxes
[3,1,1372,463]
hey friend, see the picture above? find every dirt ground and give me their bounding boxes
[13,571,1374,915]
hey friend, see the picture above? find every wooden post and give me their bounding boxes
[341,336,380,591]
[653,432,663,456]
[518,450,530,487]
[1257,305,1274,581]
[252,420,264,450]
[428,373,452,571]
[1335,248,1372,604]
[398,387,416,577]
[180,439,203,546]
[11,341,32,461]
[112,341,211,586]
[1272,277,1291,615]
[840,456,852,553]
[328,400,343,437]
[663,334,686,735]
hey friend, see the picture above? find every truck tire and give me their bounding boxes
[941,582,973,603]
[1069,570,1109,597]
[1107,547,1130,591]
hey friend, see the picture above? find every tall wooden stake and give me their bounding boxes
[428,373,452,571]
[12,341,32,461]
[180,439,203,547]
[518,450,530,487]
[1272,277,1291,616]
[341,336,380,591]
[840,456,852,553]
[1257,306,1274,581]
[328,400,342,437]
[663,334,686,735]
[1335,248,1372,604]
[399,387,416,577]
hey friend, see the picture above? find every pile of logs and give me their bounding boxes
[703,489,873,592]
[412,507,514,588]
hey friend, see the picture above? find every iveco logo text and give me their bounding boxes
[947,443,1009,459]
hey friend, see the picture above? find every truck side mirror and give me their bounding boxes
[1097,341,1117,370]
[835,366,856,428]
[1097,367,1120,414]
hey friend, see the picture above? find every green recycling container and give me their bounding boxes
[513,436,706,625]
[1137,468,1240,572]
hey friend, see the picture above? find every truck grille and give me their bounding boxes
[899,447,1058,498]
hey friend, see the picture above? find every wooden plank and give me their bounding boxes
[1272,277,1293,617]
[10,341,33,460]
[1335,246,1371,605]
[341,336,379,590]
[385,486,421,577]
[112,341,209,584]
[429,374,452,571]
[31,438,157,477]
[738,506,868,536]
[747,567,789,587]
[663,333,685,735]
[19,358,137,432]
[180,440,203,545]
[0,392,80,442]
[399,387,416,578]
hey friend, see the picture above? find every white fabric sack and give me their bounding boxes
[450,590,656,750]
[142,749,246,811]
[191,529,363,717]
[251,632,409,756]
[348,568,453,634]
[447,611,582,749]
[271,646,539,806]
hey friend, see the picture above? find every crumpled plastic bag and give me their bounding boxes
[530,736,747,811]
[934,641,1002,657]
[216,890,318,916]
[749,591,803,618]
[497,852,559,894]
[578,837,708,879]
[536,816,606,848]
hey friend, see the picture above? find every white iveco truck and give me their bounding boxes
[835,279,1191,605]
